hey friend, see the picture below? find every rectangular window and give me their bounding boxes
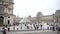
[0,7,4,14]
[8,20,10,24]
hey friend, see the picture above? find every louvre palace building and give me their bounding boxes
[0,0,60,31]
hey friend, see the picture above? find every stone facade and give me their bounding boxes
[28,11,60,24]
[54,10,60,23]
[0,0,14,26]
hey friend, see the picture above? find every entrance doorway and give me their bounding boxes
[0,16,4,26]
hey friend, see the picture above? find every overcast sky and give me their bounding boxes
[13,0,60,17]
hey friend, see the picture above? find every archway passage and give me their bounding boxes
[0,16,4,26]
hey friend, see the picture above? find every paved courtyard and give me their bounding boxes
[0,30,60,34]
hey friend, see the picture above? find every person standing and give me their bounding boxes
[41,25,42,30]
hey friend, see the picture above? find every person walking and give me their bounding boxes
[2,27,7,34]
